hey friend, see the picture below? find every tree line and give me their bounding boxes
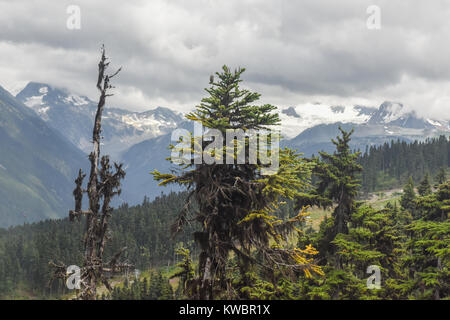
[359,135,449,193]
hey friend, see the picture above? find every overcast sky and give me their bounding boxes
[0,0,449,119]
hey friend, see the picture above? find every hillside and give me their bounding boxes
[0,85,86,227]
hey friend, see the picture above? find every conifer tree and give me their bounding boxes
[405,183,450,300]
[153,66,322,299]
[49,46,131,300]
[170,247,195,298]
[418,173,432,196]
[311,127,362,239]
[401,177,416,213]
[435,167,447,186]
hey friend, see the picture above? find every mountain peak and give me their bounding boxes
[15,83,184,157]
[281,106,300,118]
[17,82,93,109]
[369,101,407,124]
[367,101,439,129]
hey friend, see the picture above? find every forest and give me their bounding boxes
[359,135,450,193]
[0,135,448,300]
[0,64,448,300]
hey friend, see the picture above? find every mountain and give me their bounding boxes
[119,121,195,205]
[279,101,449,139]
[367,101,443,129]
[278,103,377,139]
[16,82,184,159]
[119,100,450,204]
[285,102,450,156]
[120,133,183,205]
[0,85,86,227]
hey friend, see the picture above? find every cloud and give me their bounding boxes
[0,0,449,119]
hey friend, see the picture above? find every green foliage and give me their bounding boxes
[297,127,362,269]
[106,272,173,300]
[170,246,195,298]
[359,136,449,193]
[418,173,432,196]
[153,66,323,299]
[435,167,447,186]
[401,177,416,214]
[313,127,362,237]
[0,192,194,298]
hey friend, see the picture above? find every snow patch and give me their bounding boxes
[64,94,89,106]
[24,95,44,108]
[427,119,441,126]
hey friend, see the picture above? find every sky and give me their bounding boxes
[0,0,449,119]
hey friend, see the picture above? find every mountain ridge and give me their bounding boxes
[16,82,184,159]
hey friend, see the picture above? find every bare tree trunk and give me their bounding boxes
[50,46,131,300]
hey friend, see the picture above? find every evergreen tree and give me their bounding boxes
[307,127,362,265]
[435,167,447,186]
[405,183,450,300]
[401,177,416,213]
[359,136,449,192]
[153,66,322,299]
[418,173,432,196]
[170,247,195,298]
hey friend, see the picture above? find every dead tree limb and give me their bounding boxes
[51,45,131,300]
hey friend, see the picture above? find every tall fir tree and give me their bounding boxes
[435,167,447,186]
[401,177,416,214]
[153,66,322,299]
[311,127,362,240]
[418,173,432,196]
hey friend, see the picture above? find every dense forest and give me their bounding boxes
[359,135,450,193]
[0,192,195,298]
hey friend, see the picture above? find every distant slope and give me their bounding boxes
[283,122,422,156]
[0,85,86,227]
[119,123,194,205]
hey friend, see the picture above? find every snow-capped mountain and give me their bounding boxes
[278,103,377,138]
[16,82,184,158]
[284,101,450,157]
[366,101,450,131]
[279,101,449,139]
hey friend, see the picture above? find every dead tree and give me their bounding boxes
[50,46,131,300]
